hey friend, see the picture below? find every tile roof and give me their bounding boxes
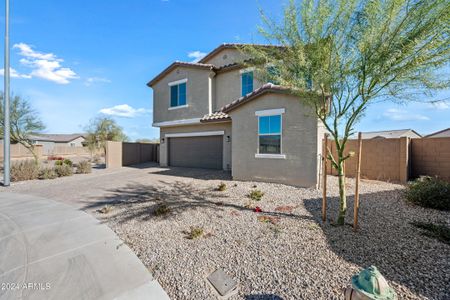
[200,111,231,123]
[221,83,291,113]
[147,61,215,87]
[198,43,285,64]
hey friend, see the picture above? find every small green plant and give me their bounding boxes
[217,182,227,191]
[405,176,450,211]
[11,160,39,182]
[185,227,204,239]
[248,189,264,201]
[54,164,74,177]
[411,221,450,245]
[38,167,58,180]
[76,160,92,174]
[154,204,171,216]
[54,160,63,166]
[63,159,73,166]
[98,205,112,214]
[93,154,102,164]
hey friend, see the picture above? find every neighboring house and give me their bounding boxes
[28,134,86,154]
[360,129,421,139]
[148,43,326,187]
[424,128,450,138]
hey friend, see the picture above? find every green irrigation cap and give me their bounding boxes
[351,266,397,300]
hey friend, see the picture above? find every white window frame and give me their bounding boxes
[255,108,286,159]
[168,78,188,109]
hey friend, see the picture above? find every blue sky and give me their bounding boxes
[1,0,448,140]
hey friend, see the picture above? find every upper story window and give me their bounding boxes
[241,71,254,96]
[169,79,187,109]
[255,108,286,159]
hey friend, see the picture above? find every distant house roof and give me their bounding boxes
[424,128,450,138]
[360,129,422,139]
[29,133,86,143]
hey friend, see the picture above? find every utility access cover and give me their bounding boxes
[207,269,238,297]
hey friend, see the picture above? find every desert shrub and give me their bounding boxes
[76,160,92,174]
[154,204,171,216]
[54,160,63,166]
[217,182,227,191]
[405,176,450,211]
[411,221,450,245]
[248,189,265,201]
[11,160,39,182]
[63,159,73,166]
[98,205,112,214]
[185,227,204,239]
[93,154,102,164]
[54,164,73,177]
[38,167,58,180]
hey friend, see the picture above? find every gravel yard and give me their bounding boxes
[84,169,450,300]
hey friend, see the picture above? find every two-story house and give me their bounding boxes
[147,43,325,188]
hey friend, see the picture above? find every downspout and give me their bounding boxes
[208,69,216,114]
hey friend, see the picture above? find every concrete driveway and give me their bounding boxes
[0,192,170,300]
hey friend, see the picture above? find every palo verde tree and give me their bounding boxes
[85,117,128,155]
[0,93,45,161]
[244,0,450,225]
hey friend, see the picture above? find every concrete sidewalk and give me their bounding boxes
[0,193,170,300]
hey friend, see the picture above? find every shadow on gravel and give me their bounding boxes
[304,189,450,300]
[245,294,284,300]
[149,166,232,181]
[82,180,314,224]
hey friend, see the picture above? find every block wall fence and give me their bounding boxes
[326,137,450,183]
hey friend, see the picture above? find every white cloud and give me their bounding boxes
[0,67,31,79]
[383,108,429,121]
[13,43,78,84]
[187,50,206,62]
[84,77,111,86]
[427,101,449,110]
[99,104,151,118]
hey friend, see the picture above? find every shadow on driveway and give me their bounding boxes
[82,180,314,225]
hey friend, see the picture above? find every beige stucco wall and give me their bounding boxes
[229,93,321,187]
[214,69,264,111]
[159,122,232,170]
[152,66,214,124]
[202,48,246,67]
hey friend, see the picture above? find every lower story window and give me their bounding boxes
[258,114,281,154]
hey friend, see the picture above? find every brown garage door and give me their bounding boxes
[169,135,223,169]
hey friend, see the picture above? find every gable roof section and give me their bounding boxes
[221,83,292,113]
[147,61,215,87]
[198,43,284,64]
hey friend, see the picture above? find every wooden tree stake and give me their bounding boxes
[354,132,363,231]
[322,133,328,222]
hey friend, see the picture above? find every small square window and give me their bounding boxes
[170,82,187,107]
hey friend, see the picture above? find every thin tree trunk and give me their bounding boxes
[336,159,347,225]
